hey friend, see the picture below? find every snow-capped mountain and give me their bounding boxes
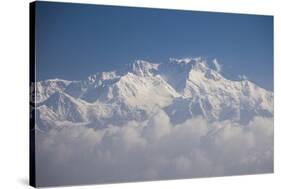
[34,58,273,130]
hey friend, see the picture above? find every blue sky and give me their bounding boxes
[35,1,273,90]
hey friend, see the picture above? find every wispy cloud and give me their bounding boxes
[238,74,248,80]
[212,59,222,72]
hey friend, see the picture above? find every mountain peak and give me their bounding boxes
[130,59,159,77]
[168,57,209,73]
[169,57,202,64]
[42,91,87,122]
[87,71,120,83]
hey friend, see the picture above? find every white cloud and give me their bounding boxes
[35,112,273,186]
[212,59,222,72]
[143,110,172,141]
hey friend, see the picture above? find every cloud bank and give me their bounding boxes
[36,110,273,186]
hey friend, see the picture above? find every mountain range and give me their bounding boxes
[34,57,273,131]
